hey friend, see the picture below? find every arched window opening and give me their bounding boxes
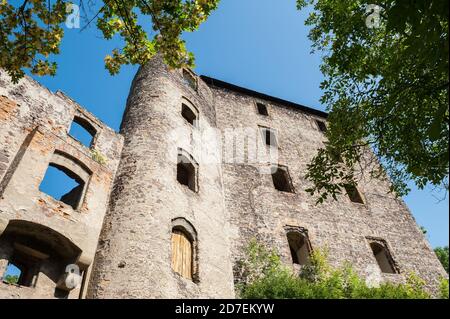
[171,218,198,282]
[369,241,398,274]
[39,151,91,210]
[286,229,311,266]
[0,220,82,292]
[181,102,199,128]
[68,116,97,148]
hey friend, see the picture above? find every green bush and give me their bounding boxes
[237,240,443,299]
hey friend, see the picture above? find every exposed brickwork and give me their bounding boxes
[0,70,123,299]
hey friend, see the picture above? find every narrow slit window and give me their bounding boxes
[344,185,364,204]
[271,166,294,193]
[316,120,327,133]
[369,241,397,274]
[286,230,311,266]
[261,127,278,147]
[177,152,198,192]
[68,116,96,148]
[171,229,193,280]
[181,103,198,127]
[257,103,269,116]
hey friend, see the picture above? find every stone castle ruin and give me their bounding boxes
[0,58,446,298]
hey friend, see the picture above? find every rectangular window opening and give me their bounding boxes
[316,120,327,133]
[272,166,294,193]
[257,103,269,116]
[344,184,364,204]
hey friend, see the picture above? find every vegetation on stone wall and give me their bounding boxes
[2,274,19,285]
[435,246,449,274]
[236,240,448,299]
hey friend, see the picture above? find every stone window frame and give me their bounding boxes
[40,150,93,211]
[176,148,199,193]
[181,97,200,129]
[182,68,199,92]
[284,225,313,266]
[171,217,199,283]
[67,109,101,149]
[258,125,279,149]
[270,164,295,193]
[255,101,269,117]
[366,237,400,274]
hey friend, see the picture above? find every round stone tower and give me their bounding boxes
[87,58,235,298]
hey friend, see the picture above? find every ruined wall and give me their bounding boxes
[87,58,235,298]
[208,83,447,292]
[0,70,123,299]
[0,58,446,299]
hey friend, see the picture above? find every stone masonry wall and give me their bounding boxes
[87,58,235,298]
[209,83,447,293]
[0,70,123,299]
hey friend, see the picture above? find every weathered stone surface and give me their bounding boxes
[0,56,447,299]
[0,70,123,299]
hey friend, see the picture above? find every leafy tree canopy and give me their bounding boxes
[297,0,449,202]
[435,246,449,274]
[0,0,219,82]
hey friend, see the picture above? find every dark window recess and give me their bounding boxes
[272,167,294,193]
[262,128,278,147]
[370,242,397,274]
[39,164,85,209]
[69,117,96,148]
[181,104,198,127]
[257,103,269,116]
[177,155,197,192]
[287,231,311,266]
[316,120,327,133]
[183,69,198,91]
[344,184,364,204]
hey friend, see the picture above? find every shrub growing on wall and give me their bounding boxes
[236,239,448,299]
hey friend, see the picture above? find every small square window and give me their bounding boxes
[271,166,294,193]
[316,120,327,133]
[256,103,269,116]
[344,184,364,204]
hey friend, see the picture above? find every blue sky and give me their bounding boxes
[28,0,448,248]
